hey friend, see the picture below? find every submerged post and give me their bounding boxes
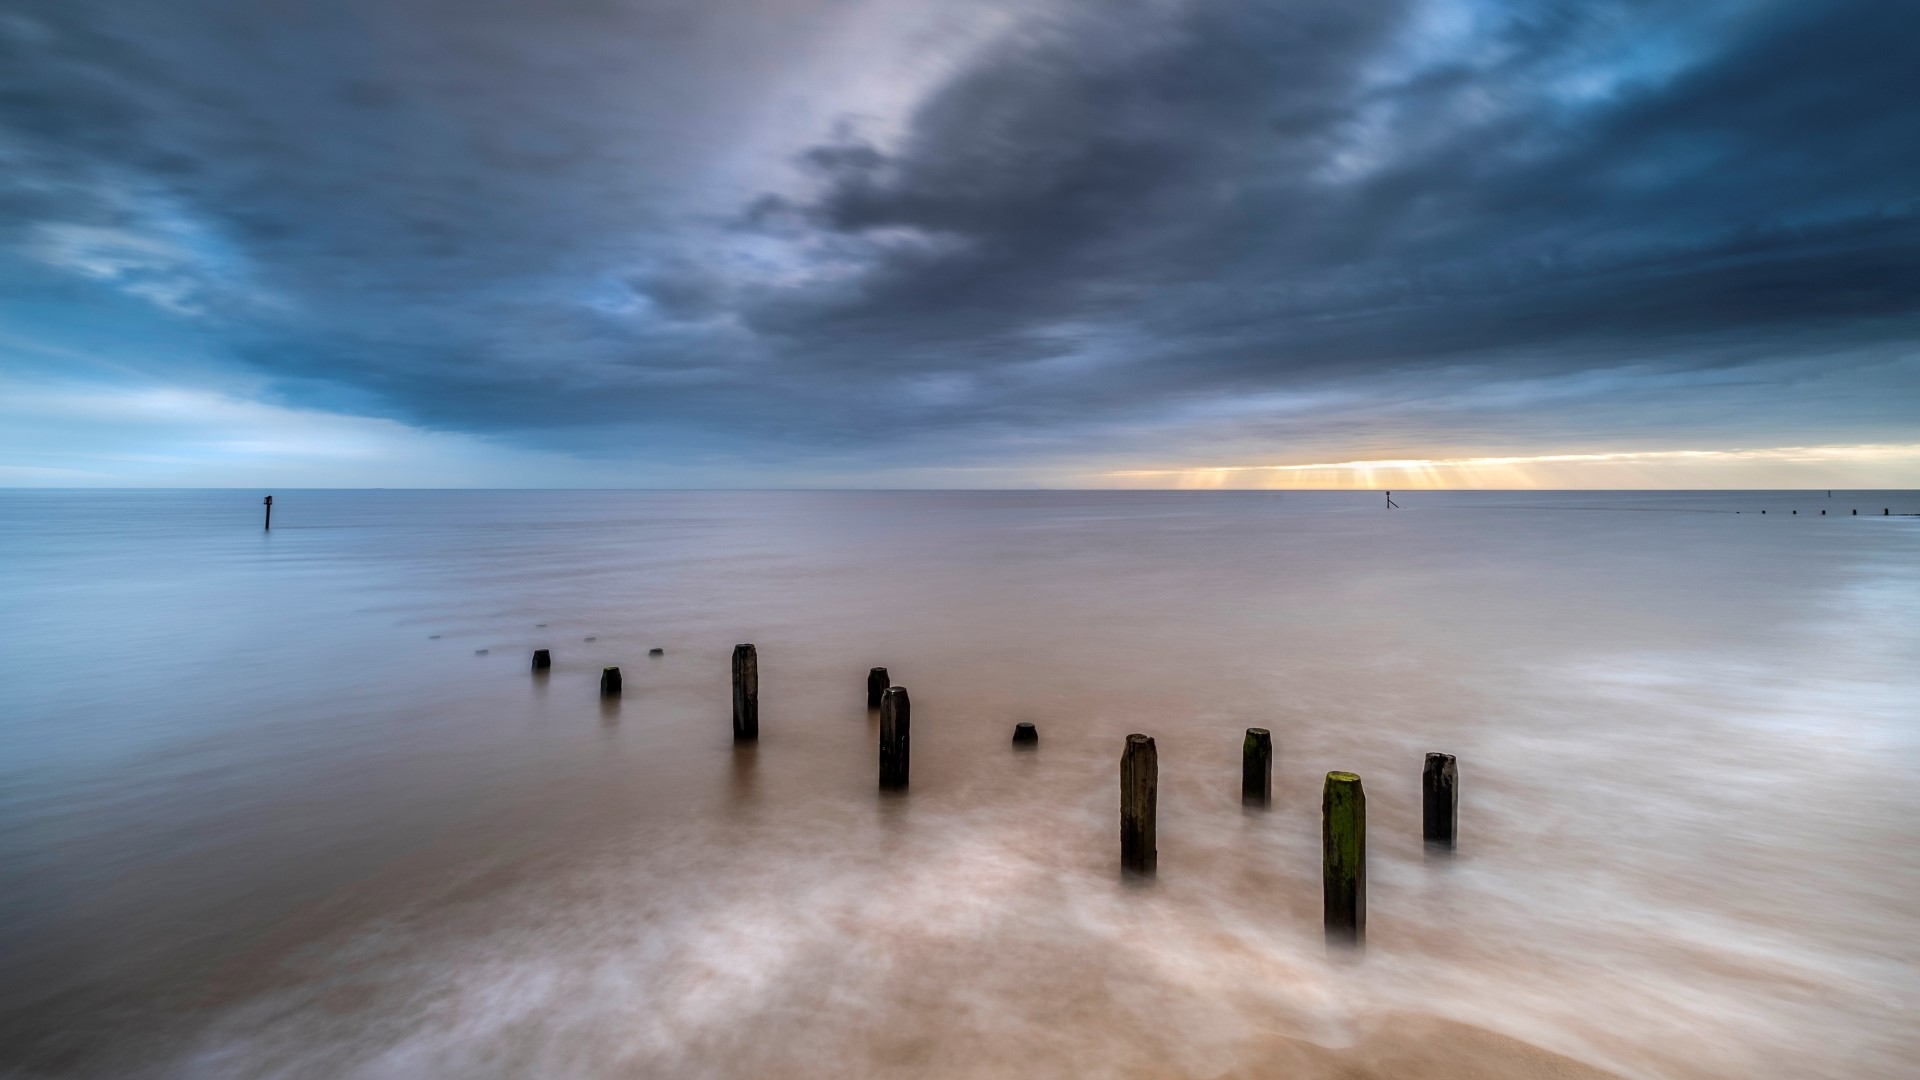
[600,666,622,696]
[867,666,890,709]
[1323,771,1365,946]
[531,648,551,672]
[1121,734,1157,875]
[1242,728,1272,807]
[1012,721,1038,746]
[732,644,758,741]
[879,686,911,790]
[1422,753,1458,851]
[262,494,273,530]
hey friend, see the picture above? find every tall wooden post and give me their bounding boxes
[879,686,910,790]
[732,644,758,741]
[1423,752,1457,851]
[867,667,890,709]
[262,494,273,530]
[1323,772,1365,946]
[1121,734,1157,875]
[1242,728,1272,806]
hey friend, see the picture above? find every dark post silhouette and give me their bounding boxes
[600,666,622,696]
[1423,753,1458,851]
[879,686,911,790]
[262,494,273,530]
[1121,734,1158,875]
[732,644,758,741]
[867,667,890,708]
[1012,721,1038,745]
[531,648,551,672]
[1242,728,1272,807]
[1323,771,1366,946]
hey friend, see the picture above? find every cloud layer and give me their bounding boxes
[3,0,1916,482]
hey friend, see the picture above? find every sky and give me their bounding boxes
[1,0,1916,488]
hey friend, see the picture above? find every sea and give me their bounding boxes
[0,489,1915,1079]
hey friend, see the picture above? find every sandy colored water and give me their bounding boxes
[1,490,1915,1078]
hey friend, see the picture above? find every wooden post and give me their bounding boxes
[1242,728,1272,807]
[531,648,551,672]
[1323,771,1365,946]
[867,667,890,708]
[1121,734,1157,875]
[1423,753,1457,851]
[262,494,273,530]
[879,686,910,790]
[600,666,622,696]
[1012,722,1038,745]
[731,644,758,741]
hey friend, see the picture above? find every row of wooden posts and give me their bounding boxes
[534,641,1460,947]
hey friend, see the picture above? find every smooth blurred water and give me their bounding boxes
[0,490,1915,1079]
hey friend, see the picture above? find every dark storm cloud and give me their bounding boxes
[3,0,1916,467]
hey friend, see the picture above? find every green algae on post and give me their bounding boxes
[1323,771,1365,946]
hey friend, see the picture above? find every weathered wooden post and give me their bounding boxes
[1242,728,1272,807]
[867,667,890,708]
[262,494,273,530]
[649,647,664,656]
[1012,722,1038,745]
[531,649,551,672]
[1323,771,1365,946]
[600,666,622,696]
[879,686,910,790]
[1121,734,1157,875]
[731,644,758,741]
[1423,752,1457,851]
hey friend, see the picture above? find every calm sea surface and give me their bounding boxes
[1,490,1916,1079]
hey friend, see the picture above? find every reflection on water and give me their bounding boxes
[0,490,1915,1079]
